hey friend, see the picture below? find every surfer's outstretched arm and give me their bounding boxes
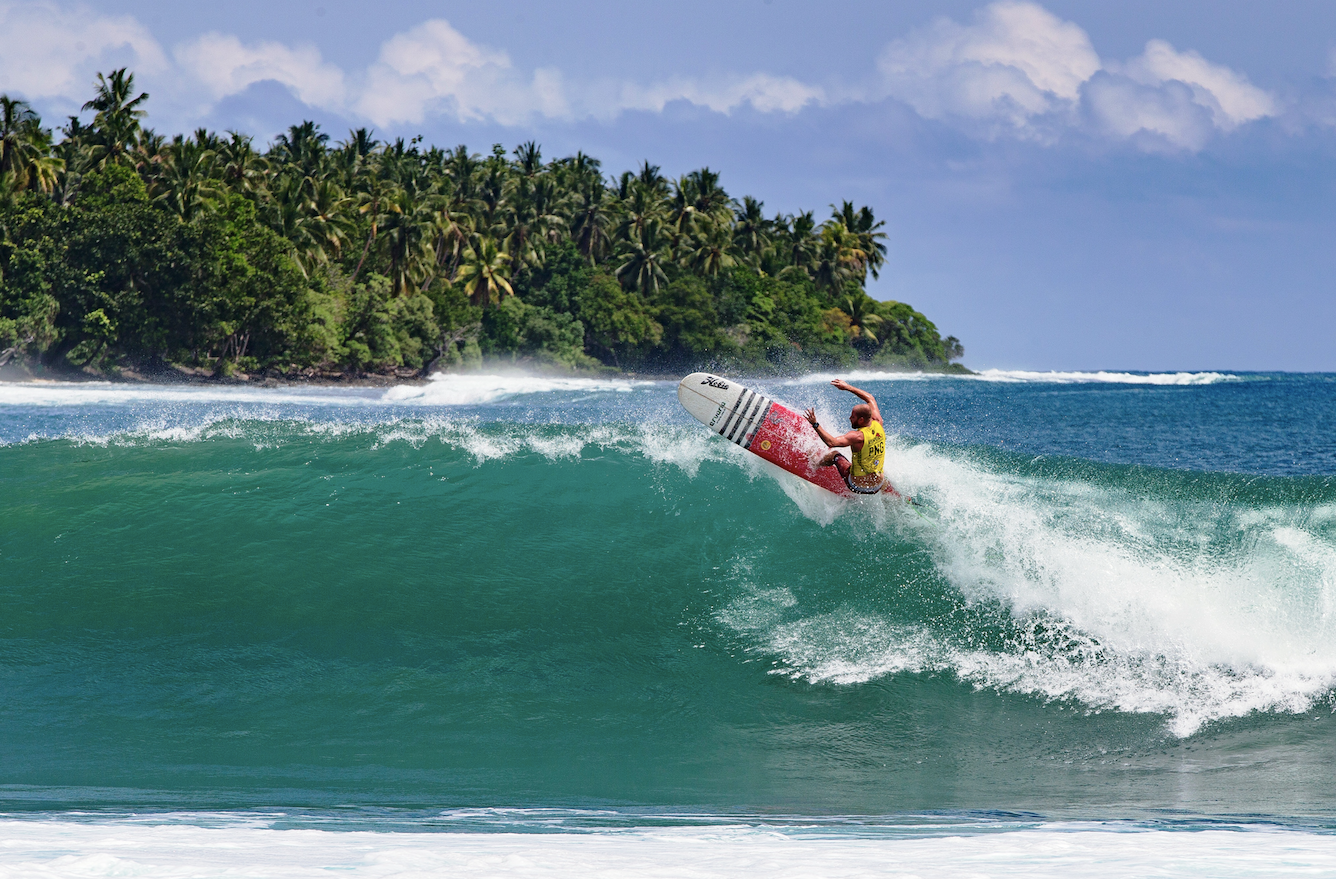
[831,379,881,425]
[803,407,863,452]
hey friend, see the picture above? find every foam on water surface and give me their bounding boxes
[721,438,1336,736]
[0,817,1332,879]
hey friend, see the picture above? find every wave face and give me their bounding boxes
[1,373,1335,817]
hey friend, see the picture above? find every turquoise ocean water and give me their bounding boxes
[1,370,1334,875]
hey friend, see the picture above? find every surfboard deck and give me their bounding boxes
[677,372,900,499]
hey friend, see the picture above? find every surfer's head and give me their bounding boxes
[850,403,872,428]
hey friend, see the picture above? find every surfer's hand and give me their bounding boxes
[804,408,818,426]
[831,379,851,392]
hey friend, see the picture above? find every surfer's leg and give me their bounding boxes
[832,455,851,479]
[816,448,847,471]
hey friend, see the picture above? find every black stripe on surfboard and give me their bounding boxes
[723,389,755,441]
[717,388,753,440]
[730,392,767,445]
[739,400,772,449]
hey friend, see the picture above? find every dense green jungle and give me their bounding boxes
[0,69,965,379]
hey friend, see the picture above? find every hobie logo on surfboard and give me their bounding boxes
[700,376,730,390]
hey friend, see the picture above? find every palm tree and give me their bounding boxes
[348,151,404,282]
[827,201,887,281]
[443,144,480,201]
[305,177,353,264]
[682,215,737,277]
[503,171,566,273]
[455,236,514,306]
[732,196,771,269]
[615,220,672,296]
[840,293,884,345]
[379,177,439,294]
[667,177,697,235]
[569,178,612,262]
[555,150,601,187]
[635,161,669,199]
[530,174,568,246]
[215,131,266,195]
[422,183,474,291]
[475,152,508,231]
[775,210,819,281]
[1,97,40,186]
[272,121,328,179]
[332,127,379,187]
[512,140,543,180]
[686,168,733,222]
[264,173,324,270]
[812,223,854,294]
[50,116,92,205]
[82,68,149,168]
[0,97,60,195]
[130,128,168,179]
[152,132,218,221]
[615,182,665,251]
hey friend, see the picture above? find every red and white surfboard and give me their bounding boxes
[677,372,900,499]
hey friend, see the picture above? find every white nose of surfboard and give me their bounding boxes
[678,373,739,423]
[677,372,774,448]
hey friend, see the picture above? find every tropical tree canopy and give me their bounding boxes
[0,69,965,377]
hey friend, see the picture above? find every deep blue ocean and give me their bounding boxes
[1,369,1333,876]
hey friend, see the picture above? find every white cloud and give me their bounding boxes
[353,19,819,126]
[0,0,166,104]
[1117,39,1275,130]
[877,1,1100,135]
[1083,40,1276,149]
[0,0,1282,152]
[614,74,824,116]
[174,33,346,109]
[876,1,1277,150]
[1082,73,1217,151]
[355,19,566,126]
[0,3,818,130]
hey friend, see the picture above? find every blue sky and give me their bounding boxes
[2,0,1334,370]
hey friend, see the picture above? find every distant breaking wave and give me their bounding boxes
[0,374,661,410]
[383,373,656,406]
[0,368,1241,415]
[779,369,1241,386]
[970,369,1241,385]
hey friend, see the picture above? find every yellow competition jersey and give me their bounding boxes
[850,421,886,481]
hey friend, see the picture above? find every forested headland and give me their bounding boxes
[0,69,965,381]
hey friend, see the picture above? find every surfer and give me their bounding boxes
[804,379,887,494]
